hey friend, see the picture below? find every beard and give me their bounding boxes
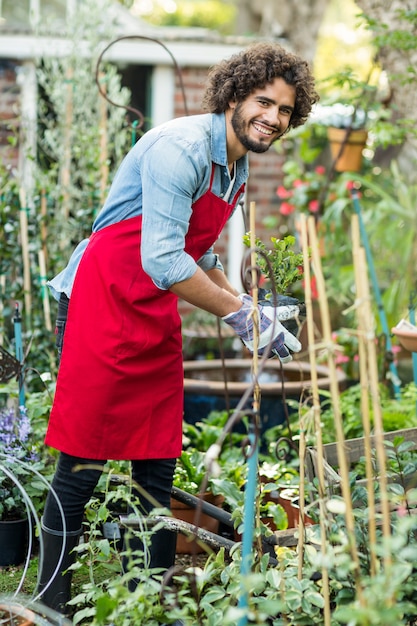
[231,103,282,153]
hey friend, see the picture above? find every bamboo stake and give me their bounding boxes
[98,72,109,206]
[40,189,48,267]
[357,244,392,574]
[295,232,308,574]
[307,216,363,601]
[38,249,52,332]
[60,66,73,225]
[299,215,331,625]
[19,188,32,329]
[351,214,378,577]
[296,412,307,565]
[249,201,260,403]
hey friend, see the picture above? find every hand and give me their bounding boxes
[258,290,306,337]
[222,294,302,363]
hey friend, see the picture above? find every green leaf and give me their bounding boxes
[304,589,325,608]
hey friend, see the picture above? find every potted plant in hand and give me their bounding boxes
[0,404,49,566]
[242,232,307,341]
[242,233,305,297]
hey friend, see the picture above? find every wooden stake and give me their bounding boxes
[351,214,378,576]
[299,215,331,625]
[60,66,73,225]
[249,201,260,385]
[40,189,49,267]
[296,415,307,566]
[98,72,109,206]
[357,244,392,573]
[307,216,363,601]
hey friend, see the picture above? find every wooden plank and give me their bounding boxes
[322,427,417,467]
[273,527,299,547]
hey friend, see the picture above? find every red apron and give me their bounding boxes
[45,168,245,460]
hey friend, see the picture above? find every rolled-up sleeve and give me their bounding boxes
[140,134,208,290]
[197,250,224,272]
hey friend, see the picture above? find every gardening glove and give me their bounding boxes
[222,294,302,363]
[258,289,306,337]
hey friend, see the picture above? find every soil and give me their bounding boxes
[174,552,211,571]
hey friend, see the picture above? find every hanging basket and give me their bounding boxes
[327,127,368,172]
[392,320,417,353]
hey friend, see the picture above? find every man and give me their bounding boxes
[37,41,319,614]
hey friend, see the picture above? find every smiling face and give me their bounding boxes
[227,77,296,158]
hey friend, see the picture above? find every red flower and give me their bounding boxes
[279,202,296,216]
[315,165,326,175]
[276,185,292,199]
[293,179,304,188]
[308,199,320,213]
[335,354,350,365]
[346,180,362,198]
[310,275,318,299]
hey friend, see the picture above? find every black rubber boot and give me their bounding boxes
[123,526,177,591]
[36,520,82,615]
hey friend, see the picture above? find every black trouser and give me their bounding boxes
[43,452,176,533]
[39,453,177,610]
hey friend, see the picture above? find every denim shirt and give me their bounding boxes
[48,112,249,300]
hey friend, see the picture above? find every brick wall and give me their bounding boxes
[0,60,21,169]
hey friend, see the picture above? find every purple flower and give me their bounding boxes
[17,406,31,442]
[0,405,35,460]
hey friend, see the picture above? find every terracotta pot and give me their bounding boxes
[327,127,368,172]
[262,489,313,530]
[291,501,314,528]
[261,496,295,531]
[276,490,298,528]
[0,603,35,626]
[171,492,224,554]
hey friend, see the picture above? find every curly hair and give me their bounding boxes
[202,42,319,129]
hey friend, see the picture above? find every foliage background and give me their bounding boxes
[1,0,416,389]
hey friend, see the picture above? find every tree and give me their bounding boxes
[234,0,331,63]
[132,0,331,62]
[354,0,417,177]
